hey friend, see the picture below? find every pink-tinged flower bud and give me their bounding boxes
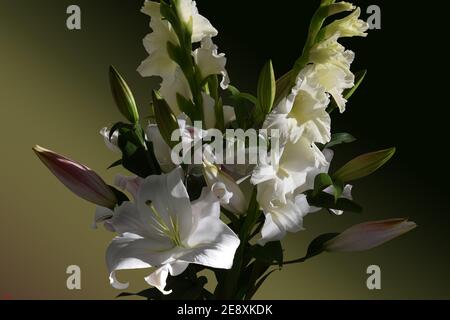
[33,145,117,208]
[324,218,417,252]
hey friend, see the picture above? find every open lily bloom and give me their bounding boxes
[102,167,240,294]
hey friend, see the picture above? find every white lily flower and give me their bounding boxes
[323,7,369,40]
[194,37,230,89]
[114,174,144,200]
[100,127,120,153]
[104,167,240,294]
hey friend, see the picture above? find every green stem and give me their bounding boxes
[291,0,336,86]
[215,189,261,299]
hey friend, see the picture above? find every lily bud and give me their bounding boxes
[324,219,417,252]
[109,66,140,124]
[333,147,396,182]
[257,60,276,114]
[33,145,117,208]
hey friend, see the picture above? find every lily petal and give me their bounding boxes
[144,261,189,295]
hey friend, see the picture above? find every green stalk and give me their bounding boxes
[215,189,261,299]
[291,0,344,86]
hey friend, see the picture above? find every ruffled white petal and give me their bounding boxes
[144,261,189,295]
[194,37,229,89]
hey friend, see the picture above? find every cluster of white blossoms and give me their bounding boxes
[137,0,229,119]
[34,0,417,299]
[96,0,369,290]
[251,4,368,245]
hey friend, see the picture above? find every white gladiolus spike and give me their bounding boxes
[138,1,225,115]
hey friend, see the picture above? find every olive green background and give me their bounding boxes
[0,0,448,299]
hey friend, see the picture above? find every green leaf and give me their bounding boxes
[252,241,283,267]
[166,41,184,67]
[324,133,356,149]
[257,60,276,114]
[307,191,363,213]
[152,90,180,148]
[274,70,292,107]
[176,93,200,121]
[313,173,333,196]
[109,66,139,123]
[345,70,367,101]
[117,271,208,300]
[117,124,161,177]
[107,159,122,169]
[109,186,129,206]
[332,180,344,202]
[227,85,240,96]
[228,87,255,130]
[333,147,396,182]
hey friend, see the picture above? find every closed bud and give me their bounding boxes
[324,218,417,252]
[33,145,117,208]
[333,147,396,182]
[257,60,276,114]
[109,66,140,124]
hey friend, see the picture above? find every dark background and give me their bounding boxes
[0,0,448,299]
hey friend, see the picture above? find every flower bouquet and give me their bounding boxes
[33,0,416,300]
